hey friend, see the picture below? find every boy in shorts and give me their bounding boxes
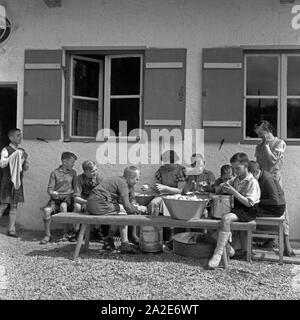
[0,128,29,237]
[87,166,147,254]
[208,153,261,269]
[73,160,102,241]
[39,152,78,245]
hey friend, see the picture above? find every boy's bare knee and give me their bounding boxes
[60,202,67,212]
[74,203,82,213]
[43,207,52,220]
[221,214,232,228]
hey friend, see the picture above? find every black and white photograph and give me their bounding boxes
[1,0,300,305]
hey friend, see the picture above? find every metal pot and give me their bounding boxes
[210,194,234,219]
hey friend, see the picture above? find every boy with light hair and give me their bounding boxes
[87,166,147,254]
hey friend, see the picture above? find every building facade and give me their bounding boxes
[1,0,300,240]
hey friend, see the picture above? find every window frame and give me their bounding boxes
[66,52,144,141]
[243,52,300,142]
[69,55,104,139]
[103,54,143,141]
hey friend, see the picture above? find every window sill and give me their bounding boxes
[240,139,300,146]
[63,136,142,143]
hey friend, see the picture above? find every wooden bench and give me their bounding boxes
[250,216,285,265]
[52,212,256,267]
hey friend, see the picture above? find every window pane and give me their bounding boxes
[287,99,300,138]
[73,58,99,98]
[246,56,278,96]
[245,99,278,138]
[72,99,98,137]
[110,98,140,136]
[111,57,140,95]
[287,56,300,96]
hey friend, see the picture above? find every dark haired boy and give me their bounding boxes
[208,153,261,269]
[40,152,78,244]
[0,128,29,237]
[214,164,233,194]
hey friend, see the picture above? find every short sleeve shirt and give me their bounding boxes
[229,172,261,206]
[155,164,186,187]
[255,137,286,185]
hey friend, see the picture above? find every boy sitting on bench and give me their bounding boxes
[73,160,103,241]
[86,166,147,254]
[248,160,294,256]
[208,153,261,269]
[40,152,78,245]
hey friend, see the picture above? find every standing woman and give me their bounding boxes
[254,120,295,256]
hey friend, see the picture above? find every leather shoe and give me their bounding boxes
[7,231,18,238]
[39,235,51,245]
[284,249,296,257]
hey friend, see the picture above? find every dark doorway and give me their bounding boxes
[0,84,17,150]
[0,84,17,214]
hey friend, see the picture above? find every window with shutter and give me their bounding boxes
[63,48,186,142]
[202,47,244,143]
[23,50,63,140]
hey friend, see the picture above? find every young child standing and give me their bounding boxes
[39,152,78,245]
[208,153,261,269]
[0,128,29,237]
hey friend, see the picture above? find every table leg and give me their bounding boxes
[84,225,91,252]
[246,230,252,262]
[73,224,86,261]
[279,222,284,265]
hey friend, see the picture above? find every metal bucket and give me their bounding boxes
[162,195,210,220]
[173,232,215,259]
[210,194,234,219]
[139,226,163,253]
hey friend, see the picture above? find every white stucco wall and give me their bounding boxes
[1,0,300,239]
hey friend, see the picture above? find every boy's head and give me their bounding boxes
[220,164,233,181]
[8,128,22,146]
[248,161,261,180]
[82,160,98,179]
[254,120,274,139]
[123,166,141,187]
[61,152,77,170]
[161,150,179,164]
[191,153,205,170]
[230,153,249,178]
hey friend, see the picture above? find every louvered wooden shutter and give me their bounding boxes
[143,48,186,139]
[202,47,244,142]
[23,49,62,140]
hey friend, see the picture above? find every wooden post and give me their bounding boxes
[279,222,284,265]
[247,230,252,262]
[73,224,86,261]
[84,225,91,252]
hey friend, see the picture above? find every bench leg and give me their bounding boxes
[73,224,87,261]
[279,223,284,265]
[84,225,91,252]
[246,231,252,262]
